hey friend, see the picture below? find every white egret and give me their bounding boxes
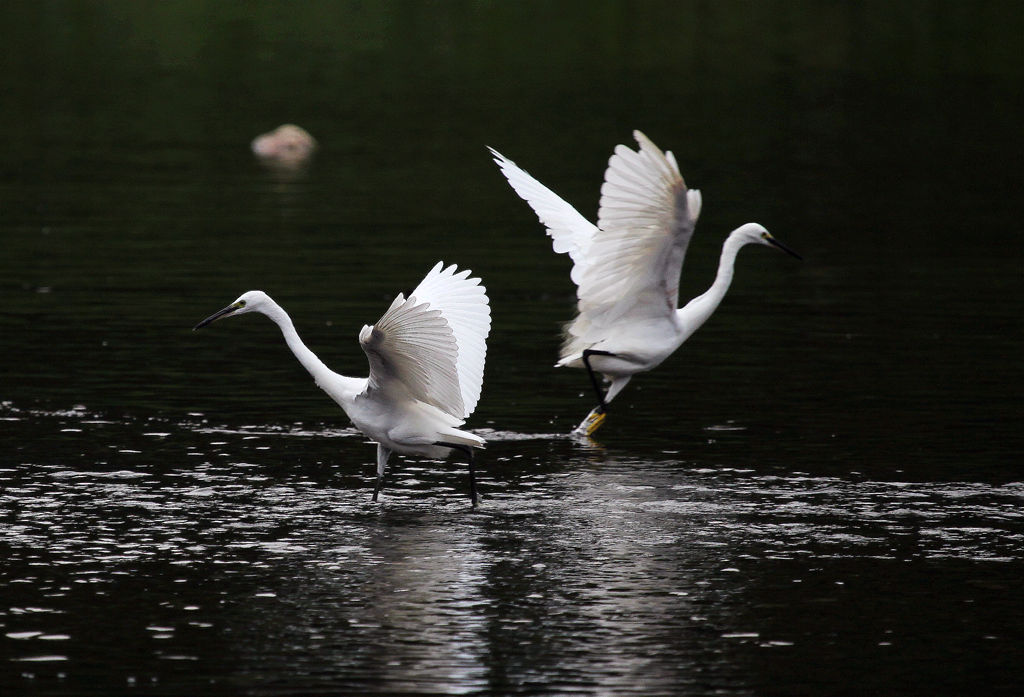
[490,130,800,436]
[193,262,491,505]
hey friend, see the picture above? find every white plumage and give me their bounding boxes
[491,130,800,436]
[194,262,491,504]
[404,263,490,418]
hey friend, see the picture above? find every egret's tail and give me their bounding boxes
[555,352,584,369]
[438,426,486,449]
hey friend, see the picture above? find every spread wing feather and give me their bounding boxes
[580,130,700,320]
[489,147,598,285]
[359,290,465,419]
[409,262,491,418]
[565,131,701,354]
[359,263,490,420]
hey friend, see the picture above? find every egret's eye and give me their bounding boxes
[236,300,246,308]
[761,232,770,240]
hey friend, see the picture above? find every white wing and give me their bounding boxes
[489,146,598,285]
[574,130,702,331]
[408,262,491,418]
[359,290,465,419]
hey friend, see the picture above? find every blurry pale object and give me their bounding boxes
[251,124,317,166]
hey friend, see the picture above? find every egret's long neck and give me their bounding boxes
[677,232,746,334]
[259,298,363,404]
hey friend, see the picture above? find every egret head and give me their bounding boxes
[193,290,270,330]
[735,223,802,260]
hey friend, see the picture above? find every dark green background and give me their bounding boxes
[1,2,1022,695]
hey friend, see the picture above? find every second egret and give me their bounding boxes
[194,262,491,505]
[490,130,800,436]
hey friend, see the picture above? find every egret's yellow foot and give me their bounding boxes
[573,407,606,436]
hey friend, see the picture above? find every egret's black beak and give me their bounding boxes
[766,235,803,261]
[193,303,240,330]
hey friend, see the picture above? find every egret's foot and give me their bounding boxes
[573,406,606,436]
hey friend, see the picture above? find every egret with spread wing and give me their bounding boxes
[193,262,491,505]
[490,131,800,436]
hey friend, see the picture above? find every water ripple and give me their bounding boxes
[2,405,1023,694]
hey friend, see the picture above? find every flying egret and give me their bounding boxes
[490,130,801,436]
[193,262,491,505]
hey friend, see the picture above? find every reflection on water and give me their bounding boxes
[3,405,1022,694]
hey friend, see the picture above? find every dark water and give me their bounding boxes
[2,2,1023,695]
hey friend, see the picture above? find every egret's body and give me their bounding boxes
[490,131,800,435]
[194,262,491,504]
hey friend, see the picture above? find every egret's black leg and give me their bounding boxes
[582,349,615,411]
[373,444,391,502]
[576,349,618,436]
[436,441,478,507]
